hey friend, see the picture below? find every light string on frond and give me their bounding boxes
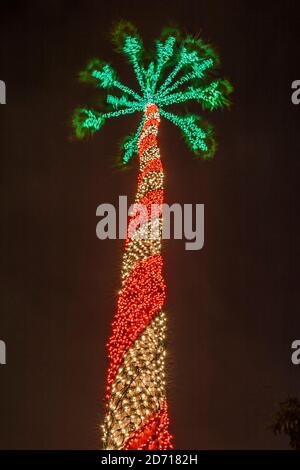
[73,27,232,159]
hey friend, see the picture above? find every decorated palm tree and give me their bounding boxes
[73,21,232,450]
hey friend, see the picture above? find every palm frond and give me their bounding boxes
[73,22,232,162]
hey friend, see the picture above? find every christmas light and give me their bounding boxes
[103,105,169,450]
[73,27,232,161]
[73,23,232,450]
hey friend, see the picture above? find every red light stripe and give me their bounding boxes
[122,400,173,450]
[138,133,158,154]
[126,189,164,241]
[142,118,160,131]
[145,103,158,115]
[138,159,164,185]
[106,254,166,391]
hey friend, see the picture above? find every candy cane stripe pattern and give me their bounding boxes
[102,103,173,450]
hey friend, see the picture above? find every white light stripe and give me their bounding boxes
[103,312,167,450]
[135,171,164,202]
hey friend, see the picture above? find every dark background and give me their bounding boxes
[0,0,299,449]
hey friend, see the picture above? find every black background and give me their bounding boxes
[0,0,299,449]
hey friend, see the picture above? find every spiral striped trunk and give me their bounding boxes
[102,103,173,450]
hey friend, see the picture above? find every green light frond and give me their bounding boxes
[199,79,233,110]
[73,21,232,162]
[182,36,220,66]
[106,94,143,111]
[157,79,232,110]
[73,108,106,139]
[159,25,182,43]
[119,28,145,92]
[91,65,118,89]
[80,58,142,101]
[120,118,145,163]
[144,62,155,91]
[156,58,214,98]
[110,20,139,52]
[152,36,177,91]
[160,110,216,158]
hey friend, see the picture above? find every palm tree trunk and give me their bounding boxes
[102,103,173,450]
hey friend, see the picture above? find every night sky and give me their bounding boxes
[0,0,299,449]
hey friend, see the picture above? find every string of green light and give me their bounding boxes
[73,32,232,161]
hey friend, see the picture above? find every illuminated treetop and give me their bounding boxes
[73,21,232,162]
